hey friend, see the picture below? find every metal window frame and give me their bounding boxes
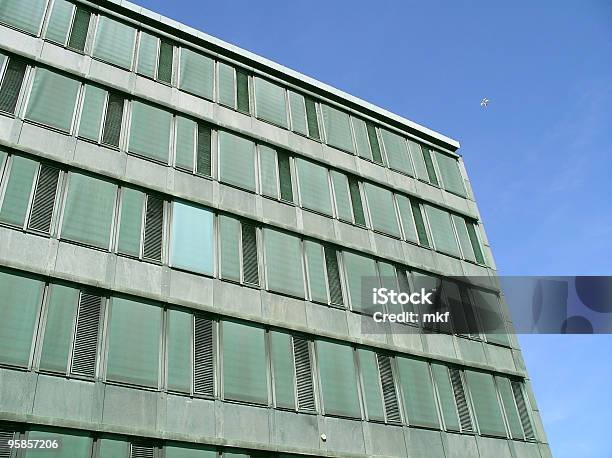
[41,0,77,47]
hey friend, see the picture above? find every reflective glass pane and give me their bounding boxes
[179,48,214,100]
[304,240,327,303]
[98,438,128,458]
[425,205,460,257]
[358,349,384,421]
[395,195,418,243]
[263,229,304,298]
[165,444,216,458]
[364,183,400,237]
[352,117,372,160]
[0,155,37,226]
[431,363,460,431]
[218,131,256,191]
[218,62,235,108]
[128,101,172,163]
[331,171,352,223]
[435,151,466,196]
[259,145,278,198]
[380,128,413,175]
[288,90,307,135]
[296,158,332,216]
[26,430,91,457]
[0,0,47,35]
[397,357,439,428]
[92,16,136,69]
[167,309,192,393]
[44,0,74,44]
[175,116,196,170]
[170,201,214,275]
[317,341,360,417]
[452,215,476,262]
[321,104,354,153]
[465,370,507,437]
[255,77,287,128]
[271,331,295,409]
[78,85,106,141]
[343,252,377,314]
[117,187,144,256]
[136,31,158,78]
[219,215,240,282]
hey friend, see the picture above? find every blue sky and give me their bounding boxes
[136,1,612,455]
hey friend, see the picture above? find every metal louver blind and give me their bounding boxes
[0,58,26,113]
[102,93,124,147]
[67,7,90,51]
[347,177,366,226]
[277,150,293,202]
[193,316,214,396]
[157,40,173,84]
[323,246,343,305]
[511,381,535,439]
[0,428,15,458]
[366,123,383,164]
[236,69,250,113]
[377,354,401,423]
[304,97,320,140]
[196,123,212,176]
[142,195,163,262]
[130,442,154,458]
[449,368,473,432]
[28,165,59,233]
[466,222,485,264]
[410,200,429,247]
[241,222,259,285]
[422,146,439,186]
[70,292,101,377]
[292,337,315,411]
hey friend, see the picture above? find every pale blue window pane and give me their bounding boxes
[175,116,196,170]
[380,128,413,175]
[288,91,307,135]
[317,341,360,417]
[117,188,144,256]
[170,201,214,275]
[465,370,507,437]
[331,171,352,223]
[136,31,158,78]
[343,252,377,314]
[165,444,216,458]
[218,131,256,192]
[358,349,384,421]
[425,205,460,257]
[39,284,79,372]
[223,321,268,404]
[259,145,278,198]
[92,16,136,69]
[78,85,107,141]
[304,240,327,303]
[25,68,80,132]
[44,0,74,44]
[452,215,476,262]
[435,151,466,196]
[296,158,332,216]
[352,117,372,160]
[397,357,439,428]
[264,228,304,298]
[271,331,295,409]
[218,62,235,107]
[395,195,418,243]
[26,430,92,457]
[98,438,128,458]
[61,173,117,249]
[219,215,240,282]
[106,297,162,387]
[167,309,192,393]
[0,155,37,226]
[364,183,400,237]
[0,0,47,35]
[128,101,172,163]
[255,77,287,128]
[179,48,214,100]
[0,271,44,366]
[321,104,354,153]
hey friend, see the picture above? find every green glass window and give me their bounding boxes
[236,69,250,113]
[465,370,506,437]
[364,183,400,237]
[408,140,428,181]
[0,271,44,366]
[61,173,117,249]
[128,101,172,163]
[497,377,524,439]
[106,297,162,387]
[136,31,158,78]
[304,97,319,140]
[366,123,383,164]
[296,158,332,216]
[467,222,485,264]
[218,131,256,192]
[331,171,352,223]
[421,145,439,186]
[343,251,377,314]
[39,284,79,372]
[179,48,214,100]
[395,195,418,243]
[254,77,287,128]
[0,0,47,35]
[425,205,460,257]
[380,129,413,176]
[263,228,304,298]
[321,104,354,153]
[317,341,360,417]
[304,240,328,303]
[25,68,80,132]
[219,215,241,282]
[435,151,466,196]
[92,16,136,69]
[0,155,37,226]
[271,331,295,409]
[259,145,278,198]
[165,444,216,458]
[378,262,401,315]
[98,438,129,458]
[431,363,460,431]
[288,90,308,135]
[175,116,196,170]
[170,201,214,275]
[218,62,235,108]
[358,349,384,421]
[223,321,267,404]
[44,0,74,44]
[397,357,439,428]
[470,289,509,346]
[26,430,91,457]
[167,309,192,393]
[117,188,144,256]
[352,117,372,161]
[78,85,107,141]
[67,7,90,52]
[411,200,429,246]
[452,215,476,262]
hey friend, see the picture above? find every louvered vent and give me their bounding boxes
[196,123,211,176]
[236,69,250,113]
[28,165,59,233]
[0,58,27,113]
[449,368,473,432]
[323,246,343,305]
[277,151,293,202]
[130,442,154,458]
[102,93,124,147]
[0,428,15,458]
[67,7,90,51]
[304,97,319,140]
[511,381,535,440]
[347,177,366,226]
[142,195,163,262]
[377,354,401,423]
[292,337,315,411]
[157,41,173,84]
[193,316,214,396]
[70,292,101,377]
[241,222,259,285]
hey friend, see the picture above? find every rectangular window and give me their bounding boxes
[466,222,485,264]
[317,341,360,418]
[92,16,136,69]
[167,309,192,393]
[263,228,304,298]
[380,128,413,175]
[293,336,315,411]
[331,171,352,223]
[254,77,288,128]
[431,363,461,431]
[408,140,428,182]
[27,163,60,234]
[470,289,509,346]
[78,85,107,142]
[259,145,278,199]
[0,155,37,227]
[219,215,241,282]
[358,349,384,421]
[241,221,259,286]
[364,183,400,237]
[157,40,173,84]
[465,370,507,437]
[304,240,328,303]
[0,0,47,35]
[343,251,377,314]
[174,116,196,171]
[98,438,129,458]
[236,69,250,113]
[193,315,214,396]
[101,92,124,148]
[117,187,144,257]
[128,101,172,163]
[61,173,117,249]
[421,145,439,186]
[452,215,476,262]
[170,201,214,275]
[321,104,354,153]
[324,246,343,306]
[450,368,474,432]
[288,90,308,135]
[397,357,439,428]
[179,48,214,100]
[0,56,27,114]
[277,150,293,202]
[411,200,429,247]
[395,195,418,243]
[366,123,383,164]
[165,444,216,458]
[296,158,332,216]
[425,205,461,257]
[270,331,295,409]
[218,131,256,192]
[26,430,91,457]
[196,123,212,177]
[435,151,466,197]
[106,297,161,387]
[218,62,236,108]
[348,176,366,226]
[44,0,74,45]
[496,376,524,439]
[142,194,164,262]
[222,321,267,404]
[70,291,101,377]
[304,97,319,140]
[25,68,80,132]
[511,380,535,440]
[67,6,90,51]
[351,117,372,161]
[136,31,158,79]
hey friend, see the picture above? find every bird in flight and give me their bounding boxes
[480,97,490,108]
